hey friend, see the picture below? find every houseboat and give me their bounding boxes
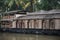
[0,9,60,35]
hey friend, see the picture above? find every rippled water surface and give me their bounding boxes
[0,33,60,40]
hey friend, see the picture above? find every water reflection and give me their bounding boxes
[0,33,60,40]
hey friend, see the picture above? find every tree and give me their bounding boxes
[0,0,5,12]
[36,0,60,10]
[1,0,60,12]
[4,0,31,12]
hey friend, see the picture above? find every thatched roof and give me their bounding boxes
[48,9,60,14]
[27,9,60,15]
[17,9,60,20]
[1,10,26,15]
[1,9,60,21]
[27,10,49,15]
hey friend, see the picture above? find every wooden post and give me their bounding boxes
[24,20,28,28]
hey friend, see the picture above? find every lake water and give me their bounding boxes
[0,33,60,40]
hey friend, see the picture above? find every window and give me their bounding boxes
[18,20,22,28]
[1,21,12,28]
[34,20,39,29]
[42,20,49,29]
[49,19,55,29]
[42,20,46,29]
[22,20,25,28]
[27,20,30,28]
[27,20,34,29]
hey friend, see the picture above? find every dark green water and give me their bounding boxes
[0,33,60,40]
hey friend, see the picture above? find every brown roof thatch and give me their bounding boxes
[1,10,26,15]
[16,9,60,20]
[48,9,60,14]
[27,10,49,15]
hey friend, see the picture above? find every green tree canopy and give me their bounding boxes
[0,0,60,12]
[37,0,60,10]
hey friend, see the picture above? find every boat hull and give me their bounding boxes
[0,28,60,35]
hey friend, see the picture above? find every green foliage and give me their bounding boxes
[37,0,60,10]
[0,0,60,12]
[4,0,31,11]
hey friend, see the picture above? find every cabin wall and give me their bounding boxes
[49,19,55,29]
[29,20,33,28]
[38,20,42,29]
[17,19,42,29]
[42,20,50,29]
[1,21,17,28]
[33,20,40,29]
[16,20,23,28]
[24,20,28,28]
[46,20,49,29]
[31,20,34,28]
[1,21,12,28]
[2,15,14,19]
[55,19,60,29]
[22,20,25,28]
[1,19,60,30]
[12,21,16,28]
